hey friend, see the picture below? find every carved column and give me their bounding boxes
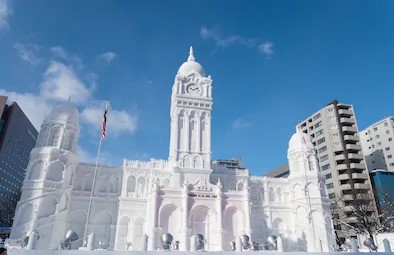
[109,225,116,250]
[243,187,252,240]
[148,185,158,250]
[181,184,189,251]
[185,112,190,153]
[215,181,224,250]
[169,113,179,162]
[205,115,211,167]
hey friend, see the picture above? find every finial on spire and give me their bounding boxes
[187,46,195,62]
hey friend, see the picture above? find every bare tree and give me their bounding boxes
[330,192,394,242]
[0,197,17,227]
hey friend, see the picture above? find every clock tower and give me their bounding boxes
[169,47,213,171]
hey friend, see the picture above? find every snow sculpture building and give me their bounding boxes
[10,47,335,252]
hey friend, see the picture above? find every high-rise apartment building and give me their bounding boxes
[0,96,38,227]
[299,100,375,240]
[360,117,394,171]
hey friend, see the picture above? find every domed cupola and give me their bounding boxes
[287,126,320,176]
[35,102,79,152]
[288,126,314,154]
[177,46,206,77]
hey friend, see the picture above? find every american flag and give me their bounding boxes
[101,101,109,140]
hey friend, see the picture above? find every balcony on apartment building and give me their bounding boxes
[340,117,356,125]
[342,126,358,134]
[344,134,359,142]
[337,164,348,171]
[335,154,346,161]
[340,184,352,191]
[338,173,350,181]
[338,109,353,117]
[346,144,362,151]
[352,172,368,180]
[349,162,366,170]
[353,183,370,190]
[348,153,364,160]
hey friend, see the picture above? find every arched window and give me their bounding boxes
[46,161,65,182]
[109,177,118,193]
[127,176,136,193]
[47,126,63,147]
[62,129,76,151]
[38,196,58,218]
[276,188,282,202]
[29,161,45,180]
[269,187,275,202]
[137,177,146,193]
[237,182,244,191]
[37,125,49,147]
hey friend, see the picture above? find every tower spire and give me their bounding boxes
[187,46,195,62]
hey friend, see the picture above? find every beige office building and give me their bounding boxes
[360,117,394,171]
[299,100,375,239]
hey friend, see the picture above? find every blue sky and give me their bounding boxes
[1,0,394,175]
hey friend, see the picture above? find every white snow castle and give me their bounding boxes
[10,47,335,252]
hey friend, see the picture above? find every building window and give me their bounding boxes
[320,155,329,162]
[317,138,326,145]
[385,122,388,127]
[386,130,390,134]
[388,155,392,159]
[326,183,334,189]
[316,129,324,137]
[386,147,391,151]
[334,142,341,147]
[329,116,336,121]
[378,142,382,146]
[330,124,338,130]
[331,133,339,138]
[313,113,321,121]
[321,163,330,170]
[327,108,334,112]
[376,135,380,139]
[329,193,336,199]
[390,163,394,167]
[325,173,332,179]
[319,146,327,153]
[315,121,322,128]
[374,127,378,131]
[389,138,393,142]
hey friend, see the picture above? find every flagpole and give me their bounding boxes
[82,100,109,246]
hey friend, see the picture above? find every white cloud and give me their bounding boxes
[50,46,68,60]
[200,26,274,58]
[98,52,117,63]
[76,145,96,163]
[232,118,251,129]
[81,101,137,136]
[200,27,254,49]
[13,42,41,65]
[0,0,11,30]
[0,89,51,130]
[1,46,137,141]
[258,42,274,57]
[40,61,91,105]
[50,46,83,70]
